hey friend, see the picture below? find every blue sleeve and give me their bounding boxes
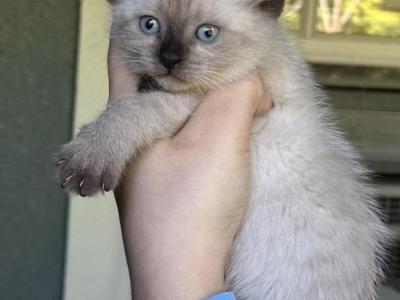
[206,292,236,300]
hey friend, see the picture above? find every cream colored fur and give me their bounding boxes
[57,0,390,298]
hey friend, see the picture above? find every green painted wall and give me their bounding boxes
[0,0,79,299]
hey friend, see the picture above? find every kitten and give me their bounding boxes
[57,0,390,298]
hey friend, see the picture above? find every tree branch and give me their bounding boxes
[319,0,332,33]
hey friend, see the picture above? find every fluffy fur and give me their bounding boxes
[57,0,390,298]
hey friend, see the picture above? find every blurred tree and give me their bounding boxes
[318,0,360,33]
[346,0,400,36]
[282,0,400,37]
[317,0,400,37]
[282,0,303,31]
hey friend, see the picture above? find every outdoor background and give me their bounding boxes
[1,0,399,299]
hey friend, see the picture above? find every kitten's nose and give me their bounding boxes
[159,51,183,70]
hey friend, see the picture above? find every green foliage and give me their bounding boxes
[281,0,302,31]
[345,0,400,37]
[282,0,400,37]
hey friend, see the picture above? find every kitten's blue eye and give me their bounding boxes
[196,25,220,43]
[139,16,160,34]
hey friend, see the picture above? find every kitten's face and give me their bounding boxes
[111,0,283,93]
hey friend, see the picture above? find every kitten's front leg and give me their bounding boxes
[57,92,198,196]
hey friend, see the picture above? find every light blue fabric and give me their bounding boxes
[206,292,236,300]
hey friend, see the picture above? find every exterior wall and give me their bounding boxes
[0,0,79,299]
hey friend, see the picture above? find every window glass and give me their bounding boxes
[316,0,400,37]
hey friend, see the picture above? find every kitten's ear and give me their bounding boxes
[253,0,285,18]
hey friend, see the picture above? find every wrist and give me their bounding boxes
[131,238,227,299]
[121,209,230,299]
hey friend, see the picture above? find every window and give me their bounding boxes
[282,0,400,67]
[280,1,400,173]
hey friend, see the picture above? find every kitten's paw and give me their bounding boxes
[56,139,122,197]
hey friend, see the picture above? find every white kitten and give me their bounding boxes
[57,0,390,298]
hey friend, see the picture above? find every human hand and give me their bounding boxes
[108,45,273,300]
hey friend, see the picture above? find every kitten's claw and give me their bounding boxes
[79,179,87,197]
[101,170,118,192]
[57,138,123,196]
[61,173,75,189]
[101,182,106,192]
[100,181,112,194]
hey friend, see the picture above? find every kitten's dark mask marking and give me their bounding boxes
[138,75,161,92]
[159,32,185,70]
